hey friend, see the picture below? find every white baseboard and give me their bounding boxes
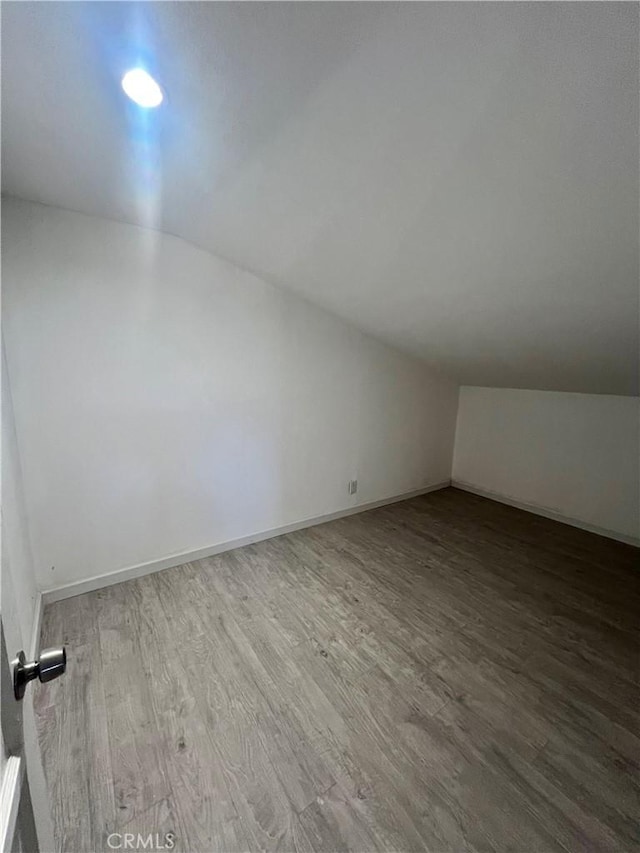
[29,593,43,658]
[41,481,451,604]
[451,480,640,547]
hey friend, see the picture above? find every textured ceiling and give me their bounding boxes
[2,2,638,394]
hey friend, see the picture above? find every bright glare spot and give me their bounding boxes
[121,68,163,108]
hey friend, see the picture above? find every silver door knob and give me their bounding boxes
[12,647,66,700]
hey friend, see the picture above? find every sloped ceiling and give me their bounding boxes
[2,2,638,394]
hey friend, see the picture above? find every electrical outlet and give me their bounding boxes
[348,479,358,495]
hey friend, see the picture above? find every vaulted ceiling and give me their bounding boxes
[2,2,638,394]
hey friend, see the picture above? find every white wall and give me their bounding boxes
[2,198,459,590]
[2,337,57,853]
[453,386,639,542]
[2,343,39,650]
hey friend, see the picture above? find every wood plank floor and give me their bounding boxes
[35,487,639,853]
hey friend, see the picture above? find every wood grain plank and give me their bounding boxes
[36,488,639,852]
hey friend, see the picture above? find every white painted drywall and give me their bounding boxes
[4,3,638,395]
[2,198,459,589]
[0,373,55,853]
[453,386,639,541]
[1,344,39,650]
